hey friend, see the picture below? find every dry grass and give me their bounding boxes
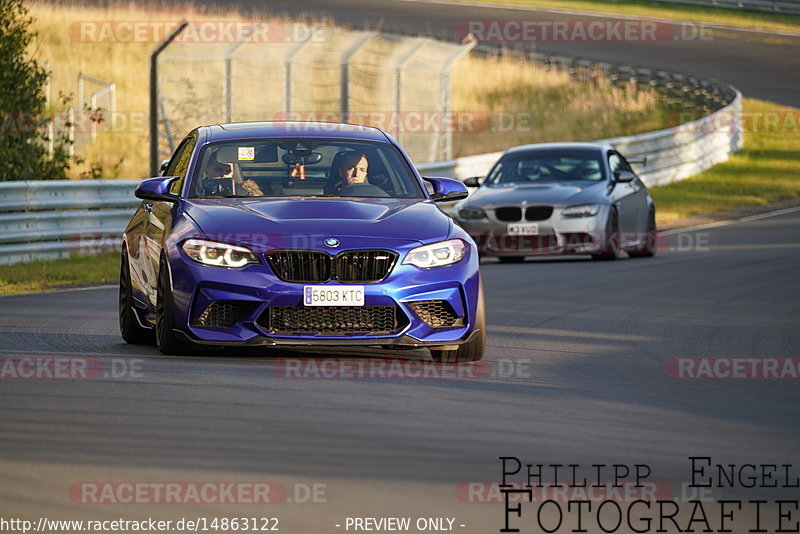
[451,53,666,155]
[28,1,667,177]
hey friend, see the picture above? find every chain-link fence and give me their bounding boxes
[155,25,475,165]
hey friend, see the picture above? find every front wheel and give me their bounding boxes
[592,208,620,261]
[430,279,486,363]
[156,258,192,355]
[628,208,657,258]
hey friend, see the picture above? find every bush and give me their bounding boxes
[0,0,71,180]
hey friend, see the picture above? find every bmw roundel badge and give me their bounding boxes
[324,238,340,248]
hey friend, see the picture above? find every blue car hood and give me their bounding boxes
[183,197,451,249]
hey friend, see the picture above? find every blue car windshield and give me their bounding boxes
[189,138,425,199]
[484,150,605,186]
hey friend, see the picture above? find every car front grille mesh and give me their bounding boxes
[266,250,397,283]
[192,301,242,328]
[259,306,399,335]
[409,300,463,328]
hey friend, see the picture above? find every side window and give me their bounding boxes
[166,136,197,195]
[608,153,621,175]
[608,152,633,175]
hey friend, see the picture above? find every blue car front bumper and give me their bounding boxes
[166,244,481,348]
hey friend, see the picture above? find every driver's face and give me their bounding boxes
[339,157,368,184]
[206,160,232,179]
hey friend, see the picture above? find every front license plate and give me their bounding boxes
[507,223,539,236]
[304,286,365,306]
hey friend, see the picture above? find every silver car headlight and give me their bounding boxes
[457,206,488,220]
[182,239,259,268]
[562,204,600,217]
[403,239,466,269]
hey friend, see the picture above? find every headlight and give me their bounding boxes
[458,206,487,219]
[182,239,259,268]
[403,239,466,269]
[562,204,600,217]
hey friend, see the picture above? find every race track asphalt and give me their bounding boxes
[1,211,798,530]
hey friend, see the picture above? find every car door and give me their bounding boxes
[142,134,196,306]
[607,151,645,246]
[125,203,150,302]
[616,151,648,235]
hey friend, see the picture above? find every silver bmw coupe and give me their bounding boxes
[453,142,657,262]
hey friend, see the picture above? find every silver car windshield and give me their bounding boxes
[484,150,605,186]
[189,138,425,199]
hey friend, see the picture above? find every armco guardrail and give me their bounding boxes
[0,180,139,265]
[418,88,743,187]
[645,0,800,16]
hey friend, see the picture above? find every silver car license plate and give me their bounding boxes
[507,223,539,236]
[304,286,365,306]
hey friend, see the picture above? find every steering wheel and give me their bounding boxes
[203,178,234,196]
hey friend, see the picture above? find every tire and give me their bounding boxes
[119,251,153,345]
[156,257,191,355]
[498,256,525,263]
[592,207,620,261]
[430,279,486,363]
[628,208,657,258]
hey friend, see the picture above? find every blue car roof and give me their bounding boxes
[202,122,391,142]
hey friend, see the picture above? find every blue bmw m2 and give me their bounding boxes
[120,122,485,362]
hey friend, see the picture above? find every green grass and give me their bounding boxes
[0,252,119,296]
[650,98,800,224]
[458,0,800,34]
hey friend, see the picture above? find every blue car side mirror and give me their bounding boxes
[135,176,180,202]
[423,177,469,202]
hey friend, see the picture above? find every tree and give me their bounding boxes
[0,0,70,180]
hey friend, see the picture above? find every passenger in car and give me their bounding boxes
[203,151,264,197]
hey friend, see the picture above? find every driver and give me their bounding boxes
[324,151,370,195]
[517,160,542,181]
[337,152,369,187]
